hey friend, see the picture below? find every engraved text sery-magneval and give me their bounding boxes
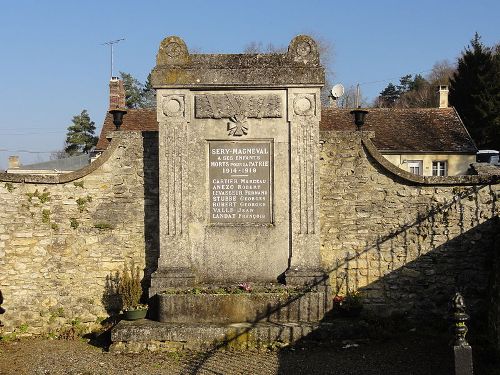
[209,141,272,224]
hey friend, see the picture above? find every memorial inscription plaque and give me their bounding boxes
[209,141,272,224]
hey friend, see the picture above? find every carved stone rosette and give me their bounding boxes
[293,94,316,117]
[162,95,185,118]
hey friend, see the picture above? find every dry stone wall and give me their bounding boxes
[0,128,499,337]
[320,131,500,320]
[0,132,159,335]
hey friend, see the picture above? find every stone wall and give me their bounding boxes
[0,132,159,335]
[320,131,500,320]
[0,128,499,336]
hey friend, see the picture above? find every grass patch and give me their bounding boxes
[76,196,92,212]
[26,189,50,204]
[70,218,79,229]
[42,209,50,223]
[4,182,15,193]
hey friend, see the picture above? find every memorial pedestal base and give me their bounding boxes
[285,268,329,287]
[149,268,196,297]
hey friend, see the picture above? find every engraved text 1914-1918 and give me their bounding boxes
[209,141,272,224]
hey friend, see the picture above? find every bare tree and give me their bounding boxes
[50,149,69,160]
[243,41,286,54]
[428,59,456,85]
[243,35,335,106]
[336,85,368,109]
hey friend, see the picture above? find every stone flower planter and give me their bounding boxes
[157,291,329,324]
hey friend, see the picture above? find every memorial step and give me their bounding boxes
[110,319,363,353]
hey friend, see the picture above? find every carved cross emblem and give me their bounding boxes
[227,115,248,136]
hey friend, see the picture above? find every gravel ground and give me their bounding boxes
[0,332,497,375]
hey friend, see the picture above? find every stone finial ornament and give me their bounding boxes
[287,35,320,65]
[151,35,324,88]
[156,35,190,65]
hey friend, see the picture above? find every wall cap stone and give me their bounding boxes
[0,132,140,184]
[320,130,500,186]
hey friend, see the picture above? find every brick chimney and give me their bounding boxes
[109,77,126,109]
[438,85,449,108]
[8,156,20,169]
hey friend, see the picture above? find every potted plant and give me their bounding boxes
[333,291,363,317]
[117,261,148,320]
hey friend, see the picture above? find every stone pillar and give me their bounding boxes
[150,87,194,294]
[285,87,324,287]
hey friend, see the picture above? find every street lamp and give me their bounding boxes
[350,107,369,130]
[109,108,127,130]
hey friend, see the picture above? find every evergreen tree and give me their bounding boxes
[120,71,156,109]
[450,33,500,149]
[141,73,156,108]
[120,72,144,109]
[375,68,458,109]
[397,74,416,93]
[64,110,98,155]
[377,83,401,107]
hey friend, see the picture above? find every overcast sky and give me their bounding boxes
[0,0,499,170]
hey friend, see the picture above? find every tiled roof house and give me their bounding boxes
[97,81,477,176]
[321,105,477,176]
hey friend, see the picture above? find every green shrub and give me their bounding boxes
[4,182,15,193]
[70,218,79,229]
[117,261,145,310]
[42,209,50,223]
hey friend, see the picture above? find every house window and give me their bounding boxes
[432,161,447,176]
[407,160,423,175]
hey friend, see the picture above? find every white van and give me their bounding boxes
[477,150,499,165]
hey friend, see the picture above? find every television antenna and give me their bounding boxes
[102,38,125,78]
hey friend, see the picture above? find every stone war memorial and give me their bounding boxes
[0,35,500,353]
[150,35,325,293]
[113,35,333,349]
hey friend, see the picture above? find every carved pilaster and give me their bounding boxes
[158,92,190,236]
[151,89,195,294]
[286,88,323,285]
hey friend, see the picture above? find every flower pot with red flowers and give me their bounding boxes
[333,291,363,317]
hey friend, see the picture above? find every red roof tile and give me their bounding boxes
[320,107,477,153]
[96,106,477,154]
[96,108,157,150]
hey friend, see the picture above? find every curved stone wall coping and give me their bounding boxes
[360,134,500,186]
[4,129,499,186]
[0,132,137,184]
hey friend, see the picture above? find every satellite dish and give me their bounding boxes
[330,84,345,99]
